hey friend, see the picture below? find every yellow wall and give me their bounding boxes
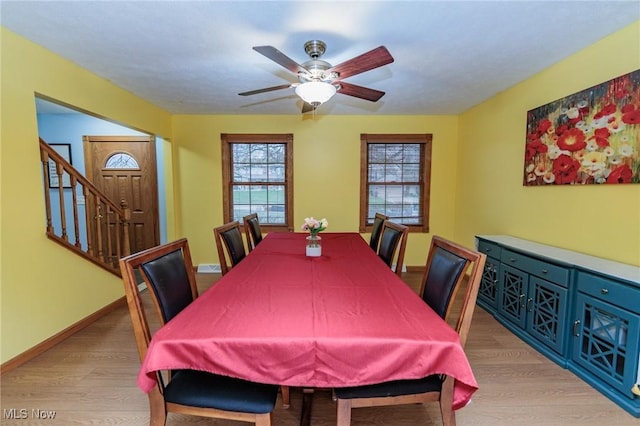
[0,28,172,363]
[171,114,459,268]
[456,21,640,265]
[2,21,639,365]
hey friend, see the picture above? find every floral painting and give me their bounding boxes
[524,69,640,185]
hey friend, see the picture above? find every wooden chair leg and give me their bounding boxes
[280,385,290,408]
[336,399,352,426]
[439,376,456,426]
[255,412,273,426]
[148,388,167,426]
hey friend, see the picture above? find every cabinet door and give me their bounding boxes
[572,293,640,398]
[498,264,528,328]
[478,258,500,309]
[527,276,568,355]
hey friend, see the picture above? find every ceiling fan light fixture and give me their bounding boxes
[295,81,336,107]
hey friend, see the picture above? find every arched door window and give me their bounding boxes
[105,152,139,169]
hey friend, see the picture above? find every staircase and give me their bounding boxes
[39,138,131,276]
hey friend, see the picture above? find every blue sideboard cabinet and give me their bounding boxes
[476,235,640,418]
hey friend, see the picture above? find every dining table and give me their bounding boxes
[137,232,478,424]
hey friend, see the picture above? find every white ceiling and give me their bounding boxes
[2,1,639,115]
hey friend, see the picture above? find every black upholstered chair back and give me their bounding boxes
[141,249,194,325]
[222,226,246,265]
[243,213,263,252]
[377,220,408,277]
[378,227,402,266]
[369,212,388,251]
[421,246,467,319]
[214,221,247,275]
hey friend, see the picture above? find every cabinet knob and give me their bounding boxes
[600,288,609,295]
[510,257,517,263]
[541,269,548,274]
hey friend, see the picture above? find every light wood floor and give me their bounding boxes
[1,271,637,425]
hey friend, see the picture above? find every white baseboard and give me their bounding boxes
[197,263,221,273]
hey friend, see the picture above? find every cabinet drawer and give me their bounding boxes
[501,249,569,287]
[477,239,501,259]
[576,271,640,313]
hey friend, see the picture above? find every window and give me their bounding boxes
[104,152,139,169]
[221,134,293,231]
[360,134,432,233]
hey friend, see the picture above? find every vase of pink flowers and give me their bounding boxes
[301,217,328,257]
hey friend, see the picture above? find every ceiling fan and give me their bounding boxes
[239,40,394,113]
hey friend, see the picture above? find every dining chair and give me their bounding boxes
[334,235,487,426]
[243,213,263,252]
[214,221,247,275]
[376,220,408,277]
[369,212,389,251]
[119,238,279,426]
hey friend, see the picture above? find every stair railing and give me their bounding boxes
[39,138,131,276]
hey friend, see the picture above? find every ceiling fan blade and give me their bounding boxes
[253,46,309,75]
[328,46,394,80]
[336,82,385,102]
[301,102,316,114]
[238,83,293,96]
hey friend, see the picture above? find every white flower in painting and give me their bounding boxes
[543,171,555,184]
[534,163,546,176]
[526,163,535,173]
[591,116,609,130]
[586,140,599,152]
[607,118,625,133]
[581,151,607,176]
[603,146,615,157]
[575,121,589,132]
[619,143,634,157]
[566,107,580,119]
[609,155,622,165]
[547,145,563,160]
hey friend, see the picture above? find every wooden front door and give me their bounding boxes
[83,135,159,256]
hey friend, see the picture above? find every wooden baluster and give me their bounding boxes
[41,151,54,235]
[70,176,82,249]
[56,160,69,242]
[104,205,114,267]
[95,199,104,262]
[120,200,131,257]
[85,188,95,257]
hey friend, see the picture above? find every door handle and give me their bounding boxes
[573,320,581,337]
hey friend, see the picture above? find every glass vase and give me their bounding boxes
[306,234,322,257]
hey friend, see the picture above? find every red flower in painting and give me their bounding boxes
[606,165,633,184]
[552,154,580,184]
[557,128,586,152]
[589,127,611,147]
[525,138,548,161]
[621,104,640,125]
[538,119,552,133]
[593,103,617,119]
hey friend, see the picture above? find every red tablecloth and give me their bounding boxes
[138,232,478,410]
